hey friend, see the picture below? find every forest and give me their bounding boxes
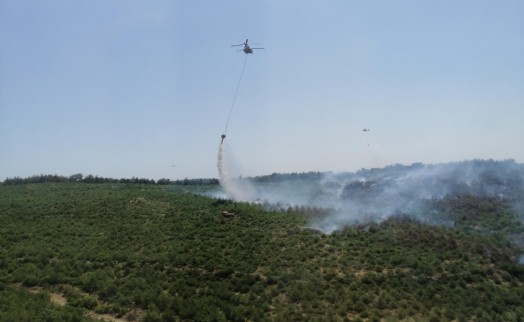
[1,160,524,321]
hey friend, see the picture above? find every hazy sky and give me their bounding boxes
[1,0,523,180]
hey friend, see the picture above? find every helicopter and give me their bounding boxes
[231,39,264,54]
[363,128,370,132]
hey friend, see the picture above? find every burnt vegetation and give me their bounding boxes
[1,160,524,321]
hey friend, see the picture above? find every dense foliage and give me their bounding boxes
[1,181,523,321]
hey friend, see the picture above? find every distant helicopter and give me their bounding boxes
[231,39,264,54]
[363,128,370,132]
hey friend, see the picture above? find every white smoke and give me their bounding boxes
[217,160,524,233]
[309,161,524,232]
[214,153,524,233]
[217,141,256,202]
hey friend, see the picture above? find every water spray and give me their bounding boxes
[218,53,249,200]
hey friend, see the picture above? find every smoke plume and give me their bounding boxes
[226,160,524,233]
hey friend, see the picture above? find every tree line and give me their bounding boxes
[1,174,219,186]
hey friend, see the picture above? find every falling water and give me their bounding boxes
[217,141,255,202]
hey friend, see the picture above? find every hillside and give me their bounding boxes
[1,180,523,321]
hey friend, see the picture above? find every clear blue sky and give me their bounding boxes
[1,0,523,180]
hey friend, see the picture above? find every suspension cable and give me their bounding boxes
[224,54,248,135]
